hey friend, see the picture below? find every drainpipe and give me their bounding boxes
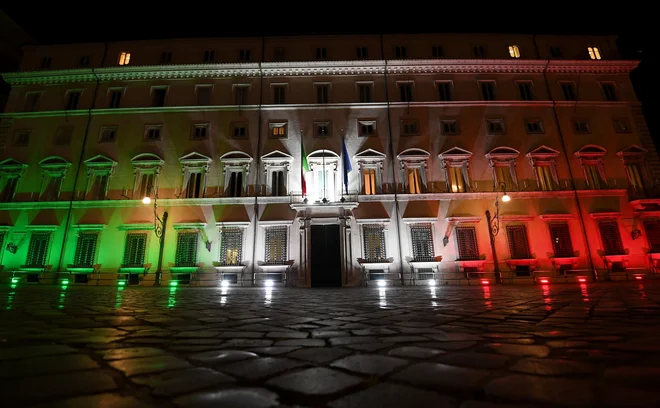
[54,43,108,280]
[380,34,405,285]
[534,36,596,279]
[250,37,265,283]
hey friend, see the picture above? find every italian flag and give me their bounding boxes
[301,138,310,197]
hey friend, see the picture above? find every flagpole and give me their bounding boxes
[340,129,345,202]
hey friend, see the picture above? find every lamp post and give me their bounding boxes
[485,182,510,283]
[143,196,168,286]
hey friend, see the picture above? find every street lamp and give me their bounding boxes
[485,182,510,283]
[143,195,168,285]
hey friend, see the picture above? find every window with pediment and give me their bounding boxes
[617,145,649,198]
[83,154,117,200]
[439,147,472,193]
[0,158,28,202]
[354,149,386,195]
[131,153,164,200]
[486,147,519,192]
[307,150,339,202]
[575,145,607,190]
[220,151,252,198]
[398,148,430,194]
[39,156,71,201]
[179,152,211,199]
[262,150,293,197]
[527,146,560,191]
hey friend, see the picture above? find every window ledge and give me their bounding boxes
[170,266,200,273]
[18,265,52,272]
[551,257,579,267]
[66,266,97,274]
[358,258,393,269]
[506,259,537,269]
[119,264,151,273]
[407,256,442,268]
[455,260,486,271]
[257,262,294,271]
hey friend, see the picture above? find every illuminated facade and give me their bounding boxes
[0,33,657,287]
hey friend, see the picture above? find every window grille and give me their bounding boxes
[175,232,198,266]
[362,224,387,261]
[644,219,660,253]
[74,233,98,266]
[123,233,147,266]
[598,220,624,255]
[417,268,435,280]
[26,232,50,267]
[411,223,434,261]
[549,223,574,258]
[219,228,243,265]
[506,225,531,259]
[456,226,479,260]
[265,226,287,264]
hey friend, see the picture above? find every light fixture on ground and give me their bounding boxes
[265,280,274,287]
[377,280,387,287]
[143,195,168,285]
[221,280,230,287]
[428,280,436,286]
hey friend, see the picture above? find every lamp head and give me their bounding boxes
[501,193,511,202]
[142,196,151,205]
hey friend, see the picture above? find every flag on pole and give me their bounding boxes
[301,137,310,197]
[341,137,352,195]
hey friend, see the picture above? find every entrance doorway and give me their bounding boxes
[310,224,342,287]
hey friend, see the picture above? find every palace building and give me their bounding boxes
[0,33,657,287]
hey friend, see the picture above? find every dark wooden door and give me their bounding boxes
[310,224,342,287]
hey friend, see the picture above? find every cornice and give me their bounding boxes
[546,60,640,74]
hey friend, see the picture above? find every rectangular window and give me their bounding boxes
[598,220,624,255]
[356,47,368,59]
[437,82,452,101]
[407,168,423,194]
[160,51,172,64]
[0,177,19,202]
[395,46,407,58]
[315,121,331,138]
[79,55,91,67]
[486,119,506,135]
[231,122,248,139]
[584,164,605,189]
[410,224,434,261]
[235,85,249,105]
[399,83,413,102]
[400,119,420,136]
[226,171,243,197]
[440,120,459,135]
[274,47,286,61]
[24,92,42,112]
[363,168,377,195]
[118,52,131,65]
[269,122,287,139]
[549,223,574,258]
[363,224,387,261]
[432,46,444,58]
[74,233,98,267]
[509,45,521,58]
[358,83,373,103]
[144,125,162,142]
[316,47,327,59]
[123,233,147,266]
[518,82,534,100]
[549,46,562,58]
[13,130,30,146]
[239,49,251,61]
[316,84,329,104]
[197,85,212,106]
[561,82,577,101]
[191,124,209,140]
[137,172,155,198]
[90,174,110,200]
[108,90,122,108]
[572,119,590,133]
[494,166,515,190]
[588,46,601,60]
[151,88,167,107]
[273,85,286,104]
[535,166,556,191]
[271,170,286,196]
[220,228,243,265]
[65,91,81,110]
[456,226,479,260]
[447,166,467,193]
[26,232,50,267]
[55,125,73,146]
[175,232,198,266]
[506,225,531,259]
[644,219,660,253]
[525,119,544,134]
[613,118,632,133]
[99,126,117,143]
[601,82,617,101]
[185,171,204,198]
[42,175,63,201]
[265,226,288,264]
[473,45,485,58]
[358,120,376,137]
[203,50,215,62]
[41,56,52,69]
[625,163,646,191]
[480,81,496,100]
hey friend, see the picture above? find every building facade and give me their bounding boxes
[0,33,658,287]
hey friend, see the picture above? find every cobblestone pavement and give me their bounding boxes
[2,281,660,407]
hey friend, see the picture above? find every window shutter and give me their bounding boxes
[644,219,660,253]
[265,226,287,264]
[598,220,624,255]
[74,233,98,266]
[506,225,531,259]
[175,232,198,266]
[123,233,147,266]
[362,224,387,261]
[456,226,479,260]
[219,228,243,265]
[549,223,574,258]
[26,232,51,266]
[411,223,434,261]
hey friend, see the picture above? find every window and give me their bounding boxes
[190,124,209,141]
[526,147,561,190]
[144,125,162,142]
[234,85,249,105]
[560,82,577,101]
[315,121,331,138]
[273,85,286,104]
[39,156,70,201]
[400,119,420,136]
[517,81,534,100]
[549,223,574,258]
[79,55,91,67]
[226,171,243,197]
[26,232,50,267]
[447,166,469,192]
[316,47,327,59]
[185,172,203,198]
[439,147,472,193]
[487,147,519,191]
[24,92,42,112]
[269,122,287,139]
[99,126,117,143]
[456,226,479,260]
[486,119,506,135]
[131,153,163,199]
[41,56,52,69]
[625,162,645,193]
[588,46,601,60]
[84,155,116,200]
[576,145,607,190]
[108,90,122,108]
[644,219,660,253]
[274,47,286,61]
[407,168,423,193]
[358,120,376,137]
[399,82,413,102]
[572,119,591,134]
[239,49,251,62]
[231,122,248,139]
[509,45,521,58]
[123,233,147,266]
[358,83,373,103]
[437,82,452,101]
[137,173,155,198]
[613,118,631,133]
[160,51,172,64]
[151,87,167,107]
[601,82,617,101]
[363,168,377,195]
[362,225,387,261]
[598,220,624,255]
[13,130,30,146]
[316,84,329,104]
[507,225,531,259]
[271,170,286,196]
[525,119,544,134]
[307,150,339,202]
[473,45,485,58]
[55,125,73,146]
[175,232,198,266]
[218,228,243,266]
[196,85,212,106]
[549,46,562,58]
[480,81,496,101]
[179,153,211,199]
[395,46,407,58]
[118,52,131,65]
[90,173,109,200]
[65,91,81,110]
[535,166,556,191]
[410,224,434,261]
[356,47,368,59]
[265,226,288,264]
[203,50,215,62]
[74,232,98,267]
[399,148,430,194]
[440,120,459,135]
[0,158,27,202]
[262,150,293,196]
[432,46,444,58]
[618,146,648,197]
[0,176,19,202]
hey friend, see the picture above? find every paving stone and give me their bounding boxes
[460,402,536,408]
[109,355,191,376]
[388,346,444,359]
[532,330,581,338]
[274,339,325,347]
[392,362,489,392]
[604,365,660,377]
[216,331,264,338]
[311,330,350,338]
[247,347,301,355]
[287,347,352,364]
[221,339,273,348]
[132,367,234,396]
[0,353,99,379]
[0,344,78,361]
[329,336,378,345]
[32,393,157,408]
[608,342,660,352]
[546,340,590,348]
[481,333,533,339]
[189,350,258,364]
[511,358,594,375]
[414,341,477,350]
[426,333,483,342]
[436,352,510,369]
[173,388,279,408]
[484,343,550,358]
[266,331,309,339]
[329,382,456,408]
[267,367,362,396]
[352,327,397,336]
[485,374,594,406]
[379,335,430,343]
[344,343,392,352]
[331,354,408,376]
[219,357,306,380]
[98,347,166,360]
[572,335,623,342]
[598,386,660,407]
